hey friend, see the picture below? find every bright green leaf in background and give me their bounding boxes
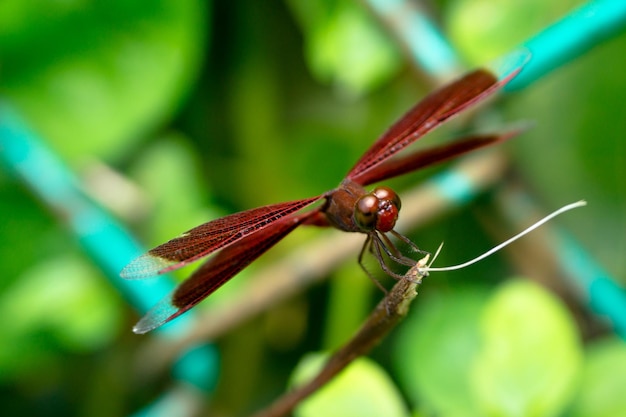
[291,353,410,417]
[129,133,217,246]
[393,287,490,417]
[570,337,626,417]
[286,0,402,95]
[393,280,583,417]
[471,280,582,417]
[0,0,207,161]
[447,0,580,62]
[0,254,121,381]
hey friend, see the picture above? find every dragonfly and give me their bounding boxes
[121,54,528,333]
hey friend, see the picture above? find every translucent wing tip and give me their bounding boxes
[120,253,177,279]
[489,48,532,81]
[133,318,160,334]
[132,293,181,334]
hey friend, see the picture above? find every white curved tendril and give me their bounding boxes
[420,200,587,274]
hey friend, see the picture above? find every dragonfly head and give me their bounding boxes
[354,186,401,233]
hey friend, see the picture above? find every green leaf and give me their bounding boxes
[130,133,216,246]
[286,0,401,95]
[0,0,207,161]
[291,353,410,417]
[471,279,582,417]
[446,0,580,62]
[0,254,121,381]
[392,287,490,417]
[570,337,626,417]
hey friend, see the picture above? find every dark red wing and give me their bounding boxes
[346,59,525,184]
[120,196,321,279]
[132,210,319,333]
[352,130,523,186]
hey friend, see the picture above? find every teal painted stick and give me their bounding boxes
[364,0,626,89]
[0,103,172,316]
[557,233,626,338]
[507,0,626,90]
[0,103,219,400]
[363,0,461,79]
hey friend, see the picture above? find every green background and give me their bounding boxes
[1,0,625,416]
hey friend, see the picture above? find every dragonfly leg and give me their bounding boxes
[378,233,416,267]
[358,235,389,296]
[369,234,413,280]
[371,233,422,284]
[389,230,429,256]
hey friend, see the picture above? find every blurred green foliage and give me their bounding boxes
[1,0,625,416]
[0,0,206,161]
[447,0,577,61]
[286,0,403,95]
[291,353,410,417]
[471,280,580,417]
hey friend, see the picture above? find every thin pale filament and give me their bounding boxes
[422,200,587,273]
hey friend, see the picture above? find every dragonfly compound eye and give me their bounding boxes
[373,186,401,211]
[354,195,379,231]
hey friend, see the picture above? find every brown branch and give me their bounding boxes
[248,256,430,417]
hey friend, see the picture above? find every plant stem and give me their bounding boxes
[248,255,429,417]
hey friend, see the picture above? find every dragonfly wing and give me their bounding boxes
[120,196,321,279]
[352,129,524,186]
[347,54,527,183]
[132,210,318,333]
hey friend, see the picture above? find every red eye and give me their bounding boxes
[371,187,400,232]
[374,201,398,232]
[373,186,401,210]
[354,195,379,231]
